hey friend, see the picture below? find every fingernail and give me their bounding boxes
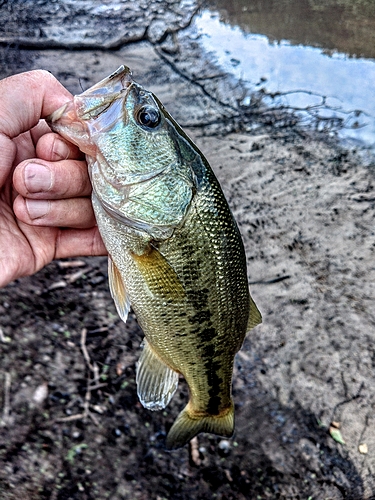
[24,163,52,193]
[53,138,70,160]
[25,199,51,220]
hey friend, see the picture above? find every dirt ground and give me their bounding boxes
[1,2,375,499]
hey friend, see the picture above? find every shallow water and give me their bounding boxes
[196,0,375,151]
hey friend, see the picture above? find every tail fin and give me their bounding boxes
[166,401,234,450]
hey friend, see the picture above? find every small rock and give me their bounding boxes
[358,443,368,454]
[218,439,231,454]
[32,383,48,405]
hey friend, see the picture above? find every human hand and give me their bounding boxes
[0,70,106,288]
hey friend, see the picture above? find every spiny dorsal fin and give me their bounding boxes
[130,245,185,302]
[166,400,234,449]
[136,339,179,411]
[246,295,262,331]
[108,257,131,323]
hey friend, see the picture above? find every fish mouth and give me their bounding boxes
[48,65,133,123]
[46,65,134,154]
[84,65,133,95]
[77,66,134,120]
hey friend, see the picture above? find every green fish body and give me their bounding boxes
[48,66,261,449]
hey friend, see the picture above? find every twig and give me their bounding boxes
[55,329,105,425]
[249,275,291,285]
[189,436,201,466]
[80,328,94,372]
[88,383,108,391]
[1,373,11,426]
[57,260,86,269]
[88,411,100,426]
[66,268,90,284]
[48,280,67,291]
[86,326,109,335]
[55,413,86,423]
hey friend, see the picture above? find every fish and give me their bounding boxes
[47,66,262,449]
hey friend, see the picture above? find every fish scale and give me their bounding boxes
[47,65,261,449]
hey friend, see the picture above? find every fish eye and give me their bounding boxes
[136,106,161,129]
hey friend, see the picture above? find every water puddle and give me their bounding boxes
[195,1,375,153]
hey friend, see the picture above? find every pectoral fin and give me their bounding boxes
[246,295,262,331]
[131,245,185,302]
[136,339,179,411]
[108,257,131,323]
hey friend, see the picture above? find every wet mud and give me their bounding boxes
[1,1,375,499]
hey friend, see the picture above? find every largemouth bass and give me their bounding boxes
[48,66,261,449]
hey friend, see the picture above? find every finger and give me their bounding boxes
[55,227,107,259]
[0,70,71,185]
[36,132,84,162]
[13,159,92,199]
[0,70,72,139]
[13,130,37,166]
[12,122,63,166]
[13,195,96,229]
[30,119,53,145]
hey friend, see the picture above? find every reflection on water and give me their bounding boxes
[196,0,375,150]
[209,0,375,59]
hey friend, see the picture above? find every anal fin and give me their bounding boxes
[136,339,179,411]
[108,257,131,323]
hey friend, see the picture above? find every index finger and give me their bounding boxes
[0,70,72,138]
[0,70,72,185]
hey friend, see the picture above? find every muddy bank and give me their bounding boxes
[1,2,375,499]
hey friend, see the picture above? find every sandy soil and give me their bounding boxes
[1,2,375,499]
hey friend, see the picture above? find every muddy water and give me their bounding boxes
[197,0,375,151]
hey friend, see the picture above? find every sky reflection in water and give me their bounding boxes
[196,10,375,150]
